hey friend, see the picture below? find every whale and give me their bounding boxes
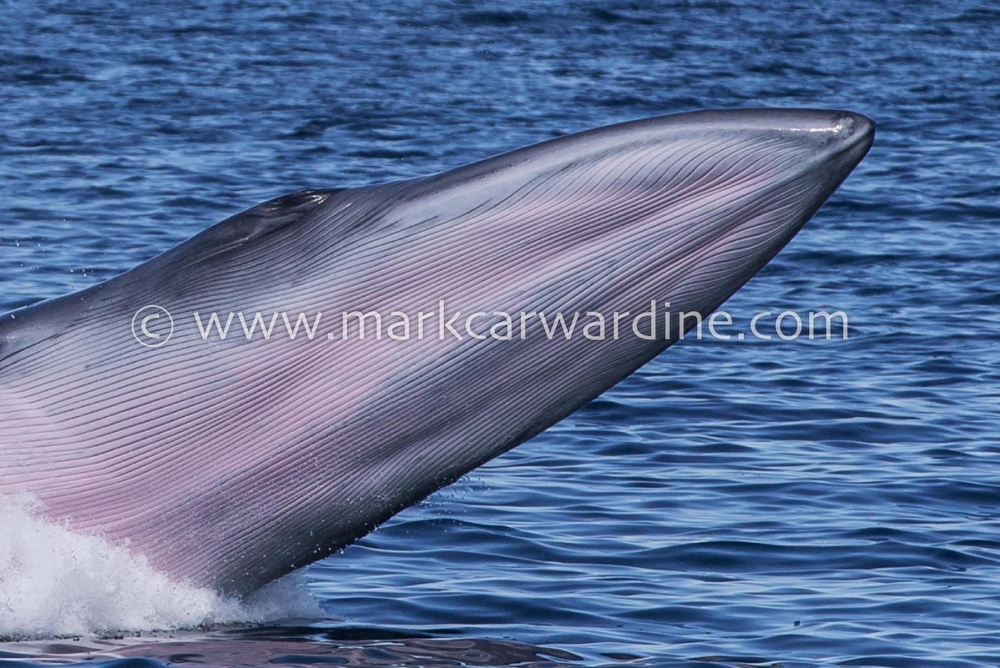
[0,109,874,597]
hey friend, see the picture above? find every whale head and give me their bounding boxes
[0,109,873,596]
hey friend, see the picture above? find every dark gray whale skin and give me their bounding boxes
[0,109,874,596]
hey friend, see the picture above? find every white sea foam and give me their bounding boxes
[0,495,321,639]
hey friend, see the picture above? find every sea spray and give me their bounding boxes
[0,495,320,639]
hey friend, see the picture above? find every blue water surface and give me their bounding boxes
[2,1,999,666]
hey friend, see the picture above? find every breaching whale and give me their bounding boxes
[0,109,874,597]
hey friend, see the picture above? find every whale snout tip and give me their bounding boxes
[809,110,875,158]
[674,108,875,159]
[833,111,875,148]
[771,109,874,170]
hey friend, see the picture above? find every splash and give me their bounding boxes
[0,495,320,639]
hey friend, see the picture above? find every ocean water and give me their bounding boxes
[1,1,998,666]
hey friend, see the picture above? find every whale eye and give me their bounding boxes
[260,190,332,215]
[172,188,343,270]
